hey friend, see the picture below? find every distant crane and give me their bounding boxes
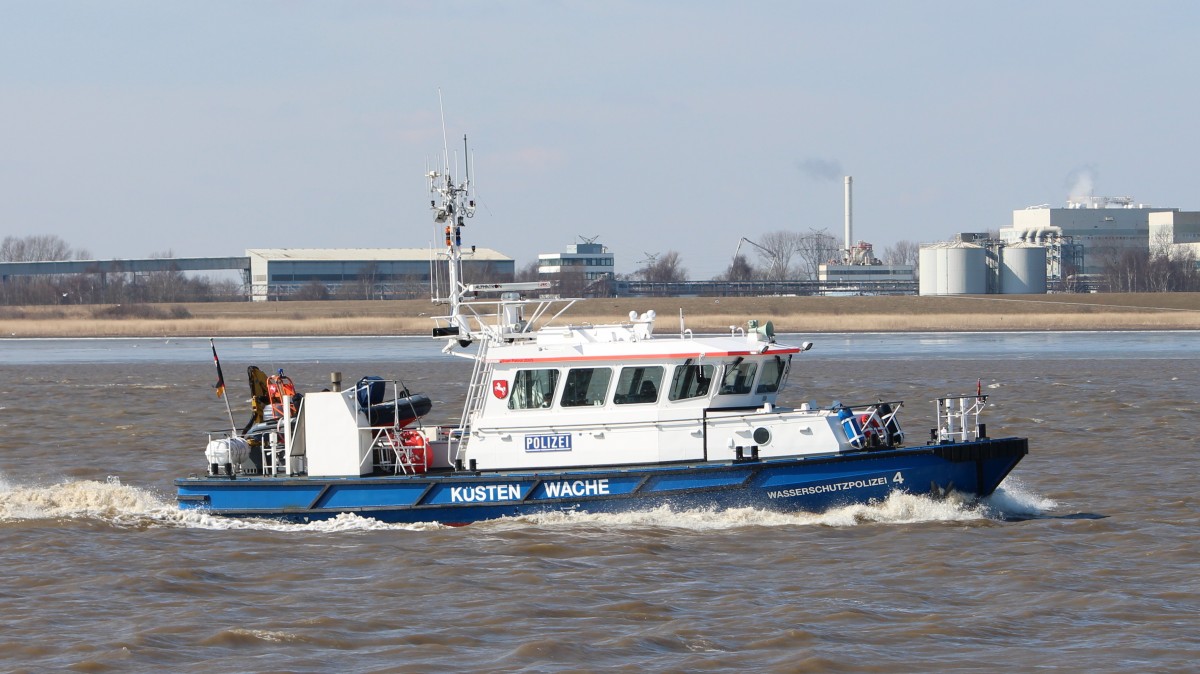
[733,237,775,262]
[730,237,786,281]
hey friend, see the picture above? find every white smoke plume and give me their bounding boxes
[796,157,844,182]
[1065,165,1098,202]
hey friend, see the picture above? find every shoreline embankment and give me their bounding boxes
[4,293,1200,338]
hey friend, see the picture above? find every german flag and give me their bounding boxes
[210,339,226,398]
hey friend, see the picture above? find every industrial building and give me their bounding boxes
[818,239,915,286]
[537,240,614,282]
[817,176,917,289]
[998,196,1173,276]
[537,240,615,295]
[247,248,513,301]
[1149,210,1200,256]
[922,196,1200,296]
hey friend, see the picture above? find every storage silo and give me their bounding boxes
[935,244,951,295]
[918,245,940,296]
[943,243,987,294]
[999,244,1047,294]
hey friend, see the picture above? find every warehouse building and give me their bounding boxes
[247,248,513,301]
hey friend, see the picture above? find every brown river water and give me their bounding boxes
[0,334,1197,672]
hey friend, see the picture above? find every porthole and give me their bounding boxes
[753,427,771,445]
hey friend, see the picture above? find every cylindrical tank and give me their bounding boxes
[999,244,1047,294]
[942,243,987,294]
[935,246,950,295]
[918,245,940,296]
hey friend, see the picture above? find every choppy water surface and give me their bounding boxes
[1,333,1198,672]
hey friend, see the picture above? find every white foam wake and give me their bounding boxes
[169,508,446,532]
[0,474,441,532]
[979,477,1058,518]
[501,494,973,530]
[0,476,169,525]
[0,473,1053,532]
[483,479,1056,531]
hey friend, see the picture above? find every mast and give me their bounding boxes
[426,96,555,356]
[428,104,476,338]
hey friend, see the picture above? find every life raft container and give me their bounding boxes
[392,429,432,474]
[205,436,252,476]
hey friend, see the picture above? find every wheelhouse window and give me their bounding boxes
[613,366,664,405]
[561,367,612,407]
[668,363,714,401]
[508,369,559,410]
[719,360,758,395]
[755,355,791,394]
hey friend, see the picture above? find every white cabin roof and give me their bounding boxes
[487,330,801,365]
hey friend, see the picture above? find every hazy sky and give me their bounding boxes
[3,1,1198,278]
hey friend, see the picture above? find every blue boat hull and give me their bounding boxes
[175,438,1027,525]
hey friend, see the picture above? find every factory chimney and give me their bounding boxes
[844,176,853,262]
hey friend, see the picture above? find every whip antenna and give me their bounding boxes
[438,88,450,177]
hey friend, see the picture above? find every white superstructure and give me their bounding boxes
[417,132,909,473]
[454,314,834,470]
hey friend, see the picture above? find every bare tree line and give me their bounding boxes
[1097,233,1200,292]
[1,235,242,305]
[712,229,919,281]
[0,264,246,305]
[1,234,91,263]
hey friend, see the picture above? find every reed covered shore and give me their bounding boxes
[4,293,1200,338]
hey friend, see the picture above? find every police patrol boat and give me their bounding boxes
[175,134,1028,525]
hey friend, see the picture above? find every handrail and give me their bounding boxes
[432,296,580,344]
[935,394,988,443]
